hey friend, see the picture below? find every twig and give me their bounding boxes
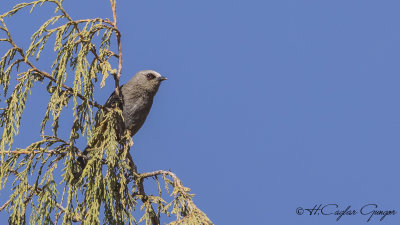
[3,149,56,155]
[2,136,84,157]
[0,200,10,212]
[140,170,180,182]
[74,18,114,27]
[109,0,117,25]
[137,177,161,225]
[109,0,123,97]
[125,153,160,225]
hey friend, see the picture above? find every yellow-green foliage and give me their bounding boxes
[0,1,213,224]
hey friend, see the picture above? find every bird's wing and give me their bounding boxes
[103,85,125,109]
[95,85,125,126]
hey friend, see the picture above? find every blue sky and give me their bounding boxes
[1,0,400,224]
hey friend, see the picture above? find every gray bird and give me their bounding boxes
[77,70,167,172]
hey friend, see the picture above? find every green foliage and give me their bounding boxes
[0,1,213,224]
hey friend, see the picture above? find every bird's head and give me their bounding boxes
[130,70,167,94]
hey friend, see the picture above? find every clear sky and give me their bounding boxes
[1,0,400,224]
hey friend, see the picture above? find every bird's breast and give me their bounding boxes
[122,95,154,136]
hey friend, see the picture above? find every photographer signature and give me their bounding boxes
[296,204,397,222]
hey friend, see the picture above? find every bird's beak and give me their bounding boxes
[158,76,168,81]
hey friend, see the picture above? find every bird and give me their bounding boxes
[76,70,167,175]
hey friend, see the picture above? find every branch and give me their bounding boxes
[0,200,10,212]
[50,1,106,65]
[140,170,195,211]
[1,135,82,156]
[109,0,117,25]
[52,0,123,99]
[140,170,180,180]
[0,18,104,109]
[48,18,119,62]
[5,169,74,220]
[25,51,103,109]
[52,1,120,69]
[137,177,161,225]
[125,154,160,225]
[109,0,123,97]
[3,149,56,155]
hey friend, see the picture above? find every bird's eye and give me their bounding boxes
[146,73,156,80]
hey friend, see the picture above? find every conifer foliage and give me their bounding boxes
[0,1,212,224]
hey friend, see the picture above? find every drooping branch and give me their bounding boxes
[51,1,112,64]
[2,169,74,221]
[0,18,104,109]
[1,1,121,111]
[139,169,209,223]
[33,0,124,107]
[2,135,85,158]
[50,0,123,94]
[27,59,104,109]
